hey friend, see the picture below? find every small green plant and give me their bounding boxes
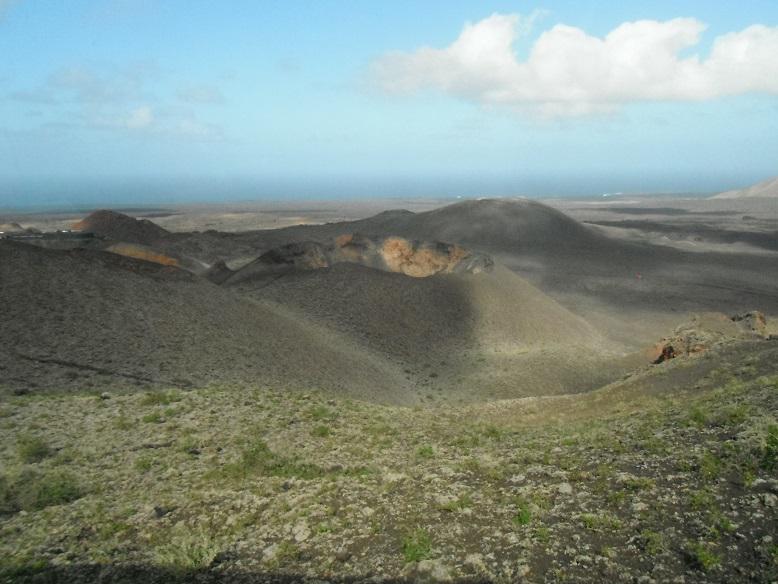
[688,407,709,428]
[761,424,778,471]
[513,496,532,526]
[264,541,299,569]
[142,412,164,424]
[710,511,735,536]
[311,425,330,438]
[719,404,750,425]
[154,527,220,572]
[402,528,432,563]
[309,405,335,421]
[687,541,720,571]
[134,455,155,472]
[579,513,621,531]
[534,526,550,543]
[769,544,778,566]
[222,439,323,480]
[5,469,84,512]
[689,489,715,512]
[416,445,434,459]
[640,530,665,556]
[699,452,722,479]
[17,434,52,463]
[114,413,133,431]
[604,490,627,507]
[439,493,472,512]
[622,476,655,491]
[0,475,13,514]
[480,424,504,441]
[141,391,181,407]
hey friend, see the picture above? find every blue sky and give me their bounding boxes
[1,0,777,206]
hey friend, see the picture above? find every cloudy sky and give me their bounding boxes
[1,1,777,205]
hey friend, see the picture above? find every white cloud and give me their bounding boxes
[5,62,225,141]
[371,13,778,116]
[124,105,154,129]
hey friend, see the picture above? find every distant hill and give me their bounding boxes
[0,222,26,234]
[712,177,778,199]
[160,198,612,266]
[72,209,170,245]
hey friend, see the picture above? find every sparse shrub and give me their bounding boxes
[761,424,778,471]
[17,434,52,463]
[480,424,503,441]
[534,526,550,543]
[606,490,627,506]
[402,528,431,563]
[309,405,335,421]
[134,455,155,472]
[114,412,133,430]
[579,513,621,531]
[513,497,532,526]
[699,452,722,479]
[416,445,434,459]
[0,475,13,514]
[640,530,665,556]
[140,391,182,406]
[154,526,220,572]
[689,489,715,511]
[452,432,481,450]
[311,425,330,438]
[769,544,778,566]
[688,407,709,428]
[142,412,164,424]
[439,493,472,512]
[264,541,299,569]
[710,511,735,536]
[622,476,655,491]
[687,541,720,571]
[718,404,750,426]
[7,469,83,511]
[223,439,322,480]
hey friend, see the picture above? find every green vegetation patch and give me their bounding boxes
[402,528,432,563]
[16,434,53,464]
[1,469,83,513]
[221,439,324,480]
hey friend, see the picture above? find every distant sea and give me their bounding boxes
[0,173,750,212]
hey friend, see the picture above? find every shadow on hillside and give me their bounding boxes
[2,562,495,584]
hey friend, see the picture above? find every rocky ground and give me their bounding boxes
[1,340,777,583]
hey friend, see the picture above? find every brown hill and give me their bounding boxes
[73,210,170,245]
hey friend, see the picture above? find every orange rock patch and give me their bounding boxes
[380,237,469,278]
[106,243,180,267]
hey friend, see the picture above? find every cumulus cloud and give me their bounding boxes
[371,13,778,116]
